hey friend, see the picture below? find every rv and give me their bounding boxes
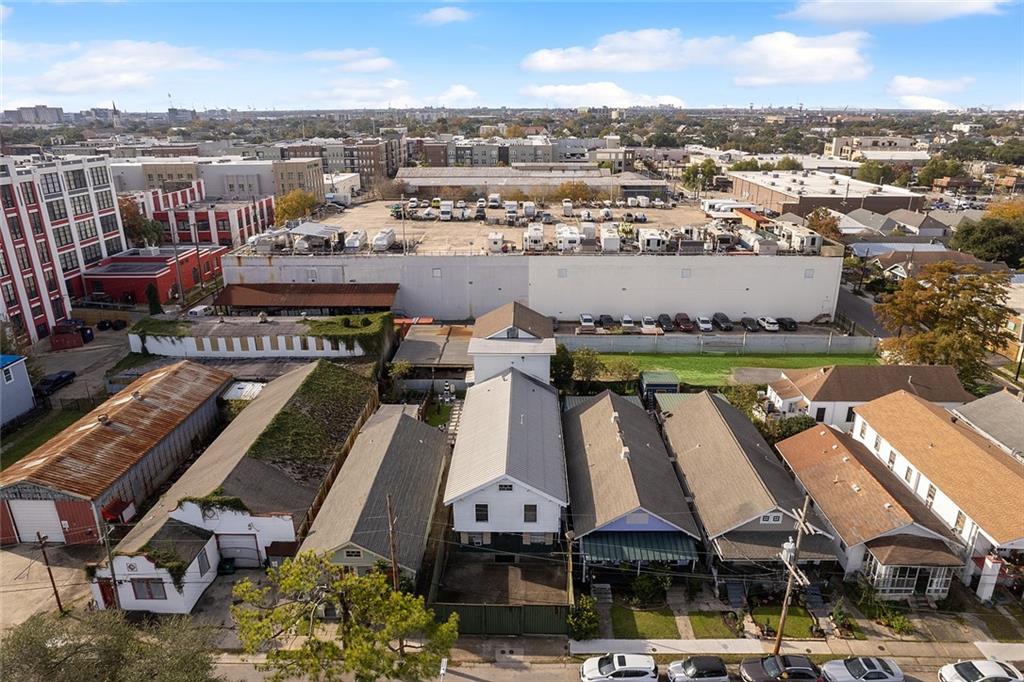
[738,228,778,255]
[627,197,638,208]
[776,222,822,254]
[487,232,504,253]
[579,222,597,240]
[522,223,545,252]
[598,207,613,222]
[636,196,651,208]
[600,226,620,253]
[345,230,367,250]
[707,224,737,252]
[555,224,581,252]
[371,228,396,252]
[522,201,537,218]
[440,200,454,221]
[504,201,518,225]
[487,193,502,208]
[638,228,667,253]
[562,198,573,216]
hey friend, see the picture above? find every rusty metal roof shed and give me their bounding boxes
[0,361,232,500]
[213,283,398,309]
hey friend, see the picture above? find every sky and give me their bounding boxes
[1,1,1022,113]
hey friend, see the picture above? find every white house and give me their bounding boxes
[952,390,1024,458]
[767,365,974,430]
[443,368,567,552]
[778,425,964,600]
[563,391,701,578]
[851,390,1024,601]
[0,355,34,426]
[90,360,376,613]
[467,302,555,384]
[886,209,949,238]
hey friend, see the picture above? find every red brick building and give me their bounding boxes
[82,245,228,305]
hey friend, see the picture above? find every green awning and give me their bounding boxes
[580,531,698,563]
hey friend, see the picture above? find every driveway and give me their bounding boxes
[837,287,892,338]
[34,329,130,401]
[0,543,104,629]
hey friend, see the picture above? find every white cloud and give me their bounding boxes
[520,82,684,108]
[1,39,81,62]
[887,75,973,109]
[24,40,222,94]
[418,6,471,25]
[785,0,1011,23]
[730,31,870,86]
[311,78,421,109]
[521,29,729,72]
[302,48,395,72]
[0,4,12,22]
[430,84,478,106]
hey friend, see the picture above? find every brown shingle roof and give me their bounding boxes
[777,426,958,547]
[865,534,964,567]
[563,391,699,538]
[213,282,398,308]
[771,365,974,404]
[472,302,553,339]
[872,250,1008,273]
[0,362,232,500]
[855,391,1024,545]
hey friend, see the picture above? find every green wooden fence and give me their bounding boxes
[431,603,569,635]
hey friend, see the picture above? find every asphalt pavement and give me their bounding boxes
[837,287,892,338]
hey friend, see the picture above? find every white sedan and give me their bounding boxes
[581,654,658,682]
[757,316,780,332]
[939,660,1023,682]
[823,657,903,682]
[668,656,729,682]
[696,316,713,332]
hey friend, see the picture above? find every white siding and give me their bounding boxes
[472,353,550,385]
[170,502,296,565]
[451,479,562,535]
[129,333,366,359]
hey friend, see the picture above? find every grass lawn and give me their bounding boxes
[1,409,86,469]
[751,605,817,639]
[610,604,680,639]
[600,353,878,386]
[424,403,452,428]
[978,610,1024,642]
[105,352,156,376]
[688,611,738,639]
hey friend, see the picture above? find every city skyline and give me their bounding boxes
[1,1,1022,113]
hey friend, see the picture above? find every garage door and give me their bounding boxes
[8,500,65,544]
[217,534,260,568]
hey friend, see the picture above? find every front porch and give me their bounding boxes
[861,535,962,600]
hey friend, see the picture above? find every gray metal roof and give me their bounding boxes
[954,391,1024,456]
[393,325,473,368]
[300,406,448,574]
[444,368,567,505]
[661,391,805,539]
[846,208,898,233]
[564,394,642,411]
[563,391,699,538]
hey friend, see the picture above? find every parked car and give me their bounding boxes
[938,660,1022,682]
[621,314,636,331]
[668,656,729,682]
[777,316,798,332]
[110,319,128,331]
[96,319,112,331]
[674,313,696,332]
[696,316,713,332]
[407,198,419,209]
[456,200,466,209]
[740,317,760,332]
[581,654,658,682]
[641,316,657,331]
[474,207,487,220]
[597,314,615,328]
[712,312,734,331]
[657,313,675,332]
[476,198,486,208]
[757,316,780,332]
[33,370,77,396]
[188,304,215,317]
[579,313,595,330]
[740,655,821,682]
[822,658,903,682]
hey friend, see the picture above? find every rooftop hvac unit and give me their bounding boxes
[772,173,780,178]
[797,180,804,185]
[768,181,776,186]
[828,174,836,179]
[828,188,837,194]
[831,179,839,185]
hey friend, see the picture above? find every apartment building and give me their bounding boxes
[111,157,323,201]
[129,181,275,247]
[1,106,64,124]
[824,136,917,160]
[273,158,325,202]
[1,156,128,342]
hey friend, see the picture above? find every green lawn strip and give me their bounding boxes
[610,604,680,639]
[1,410,87,469]
[751,605,817,639]
[129,317,192,337]
[688,611,739,639]
[105,352,157,377]
[424,404,452,428]
[599,353,878,386]
[978,610,1024,642]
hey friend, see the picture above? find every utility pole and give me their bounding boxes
[386,494,399,591]
[95,505,121,609]
[773,496,813,656]
[36,532,64,614]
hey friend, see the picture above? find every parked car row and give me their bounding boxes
[578,312,798,333]
[579,655,1022,682]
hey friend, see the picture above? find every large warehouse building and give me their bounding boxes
[396,166,669,198]
[727,169,924,216]
[0,362,231,545]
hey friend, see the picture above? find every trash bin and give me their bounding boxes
[79,326,95,343]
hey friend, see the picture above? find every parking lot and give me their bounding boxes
[33,327,130,402]
[316,200,709,255]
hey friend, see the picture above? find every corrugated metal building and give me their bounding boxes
[0,361,232,545]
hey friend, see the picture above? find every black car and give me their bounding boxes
[657,313,675,332]
[33,370,77,396]
[777,317,798,332]
[96,319,112,331]
[110,319,128,331]
[712,312,733,331]
[740,655,821,682]
[674,313,695,333]
[597,314,615,328]
[740,317,760,332]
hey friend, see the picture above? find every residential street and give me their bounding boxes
[836,287,892,337]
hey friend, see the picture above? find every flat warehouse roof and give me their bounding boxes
[392,325,473,367]
[728,170,922,199]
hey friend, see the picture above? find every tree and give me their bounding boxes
[117,196,164,246]
[275,189,319,225]
[805,207,842,241]
[729,158,762,171]
[950,215,1024,269]
[603,355,640,387]
[874,262,1013,389]
[232,552,458,682]
[0,320,43,382]
[856,160,896,185]
[144,282,163,315]
[551,343,575,390]
[388,360,412,382]
[984,198,1024,223]
[0,610,217,682]
[917,157,965,187]
[773,155,803,171]
[681,159,718,189]
[572,347,605,390]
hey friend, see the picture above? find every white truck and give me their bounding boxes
[562,198,573,216]
[636,195,651,208]
[523,223,545,252]
[504,201,518,223]
[523,201,537,218]
[371,228,396,252]
[487,193,502,208]
[439,200,454,221]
